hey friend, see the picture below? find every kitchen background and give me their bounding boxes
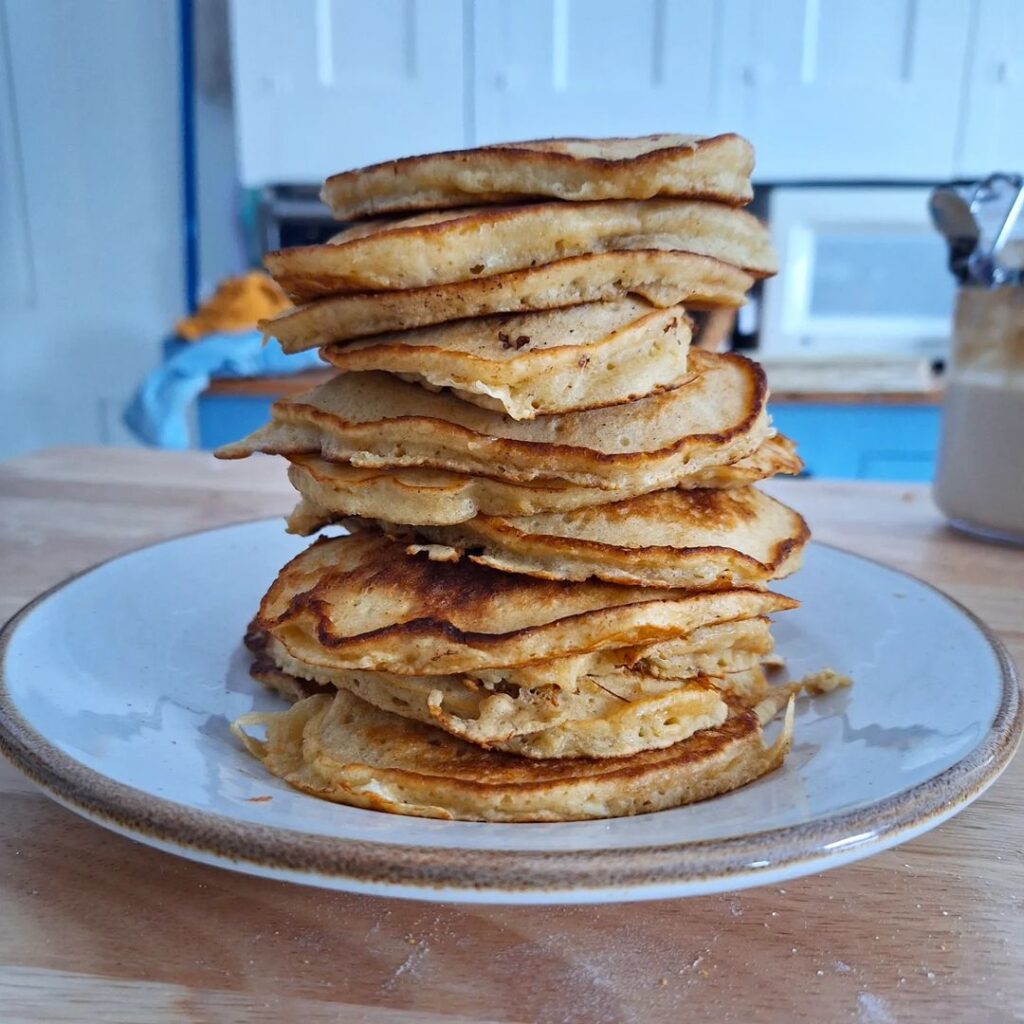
[1,0,1021,478]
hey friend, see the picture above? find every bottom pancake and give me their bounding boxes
[232,688,795,823]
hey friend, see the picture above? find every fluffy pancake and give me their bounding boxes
[320,299,690,420]
[248,614,776,701]
[250,631,733,759]
[689,435,803,487]
[321,134,755,219]
[283,436,803,531]
[428,675,736,760]
[232,688,794,822]
[264,251,754,351]
[265,201,775,301]
[627,617,774,686]
[351,485,808,589]
[216,350,771,493]
[248,615,773,758]
[253,532,798,676]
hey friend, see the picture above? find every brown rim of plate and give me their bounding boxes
[0,520,1020,896]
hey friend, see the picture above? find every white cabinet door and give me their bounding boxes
[719,0,972,181]
[473,0,724,144]
[230,0,465,185]
[956,0,1024,175]
[0,0,184,459]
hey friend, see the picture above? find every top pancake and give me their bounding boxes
[265,200,775,301]
[320,134,754,219]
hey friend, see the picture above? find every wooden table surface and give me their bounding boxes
[0,447,1021,1024]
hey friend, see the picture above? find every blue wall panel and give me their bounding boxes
[769,404,942,482]
[197,395,275,450]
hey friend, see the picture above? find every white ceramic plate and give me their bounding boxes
[0,520,1019,904]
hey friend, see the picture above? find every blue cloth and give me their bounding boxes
[124,331,324,449]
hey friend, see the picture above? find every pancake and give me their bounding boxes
[320,134,755,219]
[425,674,738,760]
[247,614,776,700]
[215,350,771,493]
[232,688,795,822]
[350,485,808,589]
[249,629,733,759]
[625,617,774,687]
[248,614,773,758]
[319,299,690,420]
[264,251,754,351]
[253,531,798,676]
[689,435,803,487]
[283,436,803,531]
[265,201,776,301]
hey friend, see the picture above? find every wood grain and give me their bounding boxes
[769,389,943,406]
[0,448,1021,1024]
[204,372,332,398]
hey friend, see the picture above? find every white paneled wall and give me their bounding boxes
[195,0,247,302]
[718,0,972,179]
[0,4,33,316]
[231,0,1017,186]
[474,0,724,142]
[230,0,465,184]
[0,0,184,460]
[957,0,1024,175]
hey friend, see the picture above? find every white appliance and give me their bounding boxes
[759,187,956,360]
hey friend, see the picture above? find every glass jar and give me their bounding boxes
[934,286,1024,543]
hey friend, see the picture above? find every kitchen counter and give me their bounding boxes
[203,373,944,405]
[771,390,942,405]
[0,447,1021,1022]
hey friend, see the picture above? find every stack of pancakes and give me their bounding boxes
[219,134,817,822]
